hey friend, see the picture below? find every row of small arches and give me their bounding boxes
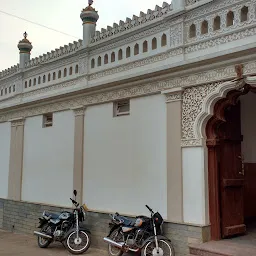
[189,6,249,38]
[0,85,16,97]
[91,34,167,68]
[25,65,79,88]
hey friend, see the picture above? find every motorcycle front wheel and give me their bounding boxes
[141,239,175,256]
[65,230,91,255]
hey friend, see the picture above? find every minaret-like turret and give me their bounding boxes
[17,32,33,69]
[80,1,99,47]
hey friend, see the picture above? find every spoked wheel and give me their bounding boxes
[108,229,124,256]
[37,224,52,248]
[141,239,175,256]
[65,230,91,255]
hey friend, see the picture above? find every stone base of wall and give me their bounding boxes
[0,200,3,229]
[0,198,210,256]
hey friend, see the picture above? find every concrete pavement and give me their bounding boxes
[0,229,122,255]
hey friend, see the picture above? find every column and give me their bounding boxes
[162,87,184,222]
[8,118,25,201]
[72,107,85,205]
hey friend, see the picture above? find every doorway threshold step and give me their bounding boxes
[189,240,256,256]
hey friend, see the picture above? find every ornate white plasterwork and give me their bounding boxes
[0,59,255,126]
[170,23,183,48]
[90,18,183,56]
[185,26,256,54]
[72,106,86,116]
[79,56,88,76]
[89,48,183,80]
[184,0,248,21]
[162,87,184,102]
[0,79,170,123]
[182,81,222,145]
[181,75,256,147]
[90,2,173,45]
[0,57,247,109]
[10,118,25,127]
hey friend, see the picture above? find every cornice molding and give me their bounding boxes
[71,106,86,117]
[0,58,256,123]
[10,117,25,127]
[162,87,184,102]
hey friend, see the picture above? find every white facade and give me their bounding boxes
[83,94,167,217]
[0,0,255,229]
[22,111,74,207]
[0,122,11,199]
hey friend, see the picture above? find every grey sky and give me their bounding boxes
[0,0,170,71]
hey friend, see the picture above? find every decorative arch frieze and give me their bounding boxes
[181,75,256,147]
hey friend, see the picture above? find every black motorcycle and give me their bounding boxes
[33,190,91,255]
[103,205,175,256]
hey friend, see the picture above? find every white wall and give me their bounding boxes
[22,111,74,207]
[240,92,256,163]
[83,94,167,218]
[182,146,206,225]
[0,122,11,199]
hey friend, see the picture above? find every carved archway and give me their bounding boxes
[206,82,256,240]
[194,76,256,142]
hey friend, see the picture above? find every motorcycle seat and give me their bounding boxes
[116,216,135,227]
[44,212,61,220]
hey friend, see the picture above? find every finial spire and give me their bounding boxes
[88,0,93,6]
[23,31,27,39]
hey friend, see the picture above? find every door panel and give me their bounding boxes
[218,102,246,238]
[244,163,256,219]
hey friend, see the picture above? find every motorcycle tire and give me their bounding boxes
[37,224,52,249]
[108,229,124,256]
[65,230,91,255]
[141,239,175,256]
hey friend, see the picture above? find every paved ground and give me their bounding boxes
[0,229,132,256]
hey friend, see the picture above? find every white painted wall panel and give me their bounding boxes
[22,111,74,207]
[0,122,11,199]
[240,92,256,163]
[83,94,167,218]
[182,146,206,225]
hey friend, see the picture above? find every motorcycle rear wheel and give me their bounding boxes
[108,229,124,256]
[141,239,175,256]
[37,224,52,248]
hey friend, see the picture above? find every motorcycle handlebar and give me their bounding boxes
[70,198,79,207]
[145,205,154,213]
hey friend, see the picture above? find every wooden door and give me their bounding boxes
[218,102,246,238]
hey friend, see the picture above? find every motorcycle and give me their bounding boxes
[33,190,91,255]
[103,205,175,256]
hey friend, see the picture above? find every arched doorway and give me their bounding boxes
[206,84,256,240]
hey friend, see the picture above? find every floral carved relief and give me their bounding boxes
[181,81,222,146]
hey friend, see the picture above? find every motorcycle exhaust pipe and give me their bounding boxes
[33,231,53,240]
[103,237,124,248]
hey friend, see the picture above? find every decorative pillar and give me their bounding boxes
[162,87,184,222]
[17,32,33,69]
[8,118,25,201]
[72,107,85,205]
[80,3,99,47]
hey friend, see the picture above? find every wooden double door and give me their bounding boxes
[217,102,246,238]
[208,90,256,240]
